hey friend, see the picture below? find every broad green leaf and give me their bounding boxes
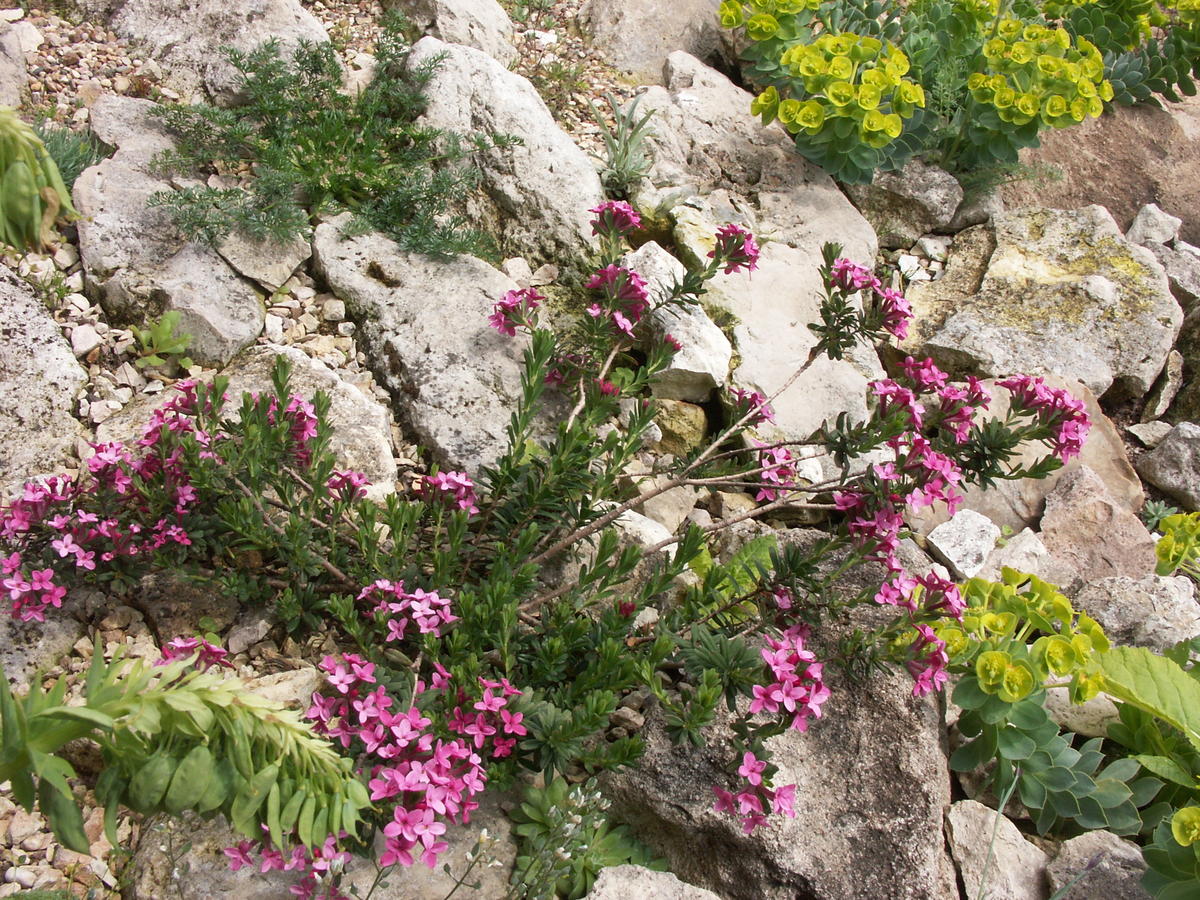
[1096,647,1200,751]
[35,706,115,731]
[1134,755,1197,789]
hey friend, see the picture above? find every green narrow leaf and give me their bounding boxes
[39,779,90,854]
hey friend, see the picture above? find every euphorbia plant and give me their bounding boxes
[716,0,1200,182]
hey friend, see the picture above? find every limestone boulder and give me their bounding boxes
[0,267,87,491]
[1073,575,1200,652]
[580,0,726,85]
[603,629,956,899]
[1046,830,1151,900]
[585,865,722,900]
[0,23,26,108]
[1001,92,1200,248]
[624,241,731,402]
[74,96,264,365]
[388,0,516,66]
[88,0,329,103]
[946,800,1049,900]
[910,206,1182,400]
[407,36,603,264]
[843,158,964,249]
[313,219,536,475]
[1135,421,1200,511]
[1040,466,1158,582]
[628,53,883,442]
[976,529,1083,595]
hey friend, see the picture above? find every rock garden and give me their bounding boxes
[1,0,1199,898]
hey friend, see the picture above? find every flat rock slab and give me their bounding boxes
[603,669,956,899]
[74,96,264,365]
[1040,466,1158,583]
[910,206,1181,400]
[407,36,603,265]
[0,267,87,491]
[313,219,532,475]
[946,800,1049,900]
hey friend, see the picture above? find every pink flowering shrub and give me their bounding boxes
[2,202,1102,880]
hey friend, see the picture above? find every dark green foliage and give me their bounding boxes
[149,13,513,258]
[952,682,1164,836]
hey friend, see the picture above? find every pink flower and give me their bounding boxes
[589,200,642,236]
[709,224,760,275]
[829,257,879,292]
[488,288,543,336]
[738,751,766,786]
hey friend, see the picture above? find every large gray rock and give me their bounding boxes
[389,0,516,66]
[843,158,964,249]
[88,0,329,103]
[910,206,1182,400]
[624,241,732,402]
[585,865,722,900]
[629,53,883,442]
[0,606,86,691]
[1074,575,1200,652]
[976,529,1083,595]
[0,23,26,108]
[908,376,1143,536]
[74,96,264,365]
[1040,466,1158,582]
[407,36,603,264]
[1046,830,1151,900]
[0,267,87,490]
[313,219,532,475]
[1135,421,1200,511]
[581,0,725,85]
[946,800,1049,900]
[603,669,956,898]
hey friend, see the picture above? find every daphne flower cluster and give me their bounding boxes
[420,471,479,516]
[255,390,322,467]
[303,657,488,873]
[586,265,651,339]
[709,224,761,275]
[360,579,458,641]
[225,831,352,899]
[997,374,1092,463]
[488,287,543,337]
[447,676,527,759]
[589,199,642,236]
[326,471,370,502]
[729,387,775,426]
[826,257,912,340]
[753,441,797,502]
[157,635,233,671]
[749,624,831,732]
[713,751,797,835]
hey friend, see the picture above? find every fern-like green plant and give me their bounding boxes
[148,11,513,259]
[0,643,369,855]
